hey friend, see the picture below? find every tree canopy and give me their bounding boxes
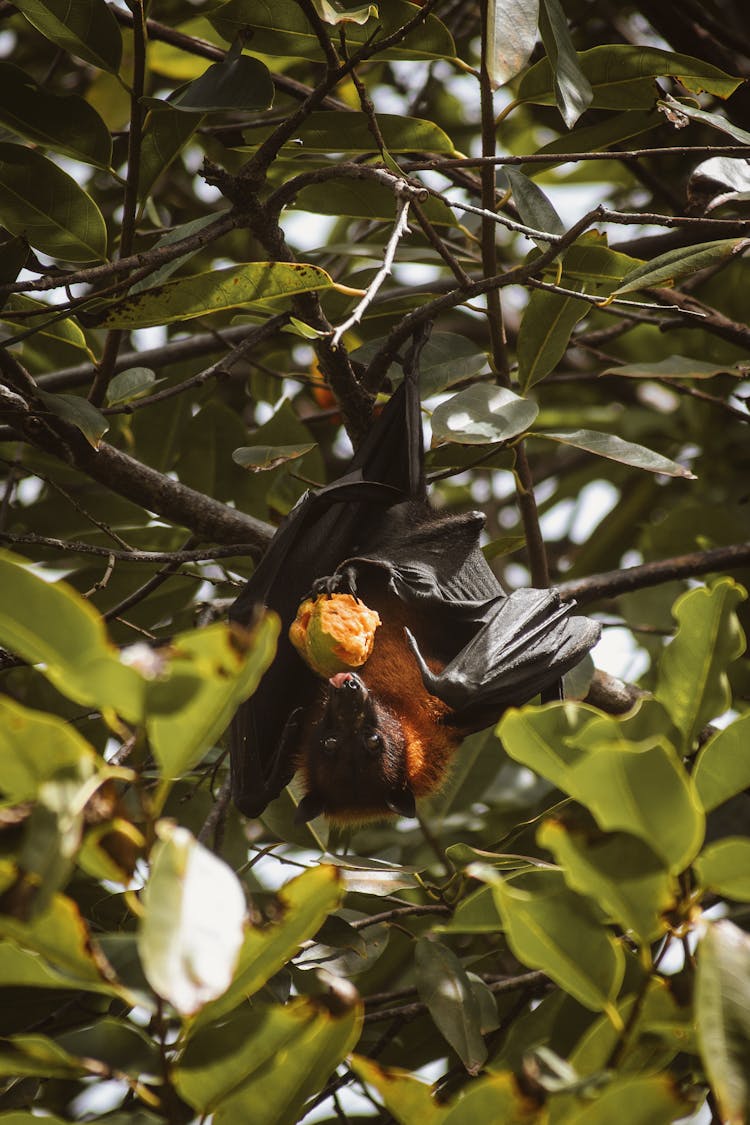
[1,0,750,1122]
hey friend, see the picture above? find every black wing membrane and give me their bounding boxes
[229,369,424,816]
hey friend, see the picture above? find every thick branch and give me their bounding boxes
[0,381,272,551]
[558,543,750,605]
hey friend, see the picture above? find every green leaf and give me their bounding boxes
[0,1112,71,1124]
[241,110,456,155]
[451,888,529,939]
[294,178,455,224]
[555,1074,692,1124]
[414,939,487,1074]
[0,62,111,168]
[19,770,94,915]
[534,428,696,478]
[2,293,93,356]
[482,535,527,559]
[696,919,750,1124]
[101,262,344,329]
[518,45,742,110]
[601,355,743,380]
[498,701,596,790]
[210,0,455,62]
[355,332,488,396]
[503,166,564,244]
[443,1070,573,1123]
[538,820,675,944]
[658,94,750,145]
[431,385,539,445]
[0,143,108,262]
[0,550,145,722]
[146,616,278,778]
[517,285,588,391]
[0,877,112,987]
[56,1017,159,1079]
[193,866,343,1027]
[0,697,100,804]
[105,367,158,406]
[13,0,122,73]
[485,0,539,87]
[170,53,274,113]
[556,235,644,285]
[130,213,226,293]
[500,702,705,872]
[694,713,750,812]
[350,1056,446,1125]
[695,839,750,902]
[0,940,94,991]
[186,997,361,1125]
[138,823,247,1017]
[0,1033,85,1079]
[312,0,377,24]
[566,740,704,874]
[35,389,108,448]
[530,109,661,165]
[568,976,696,1077]
[490,869,625,1014]
[138,107,203,201]
[655,580,746,751]
[538,0,593,127]
[610,238,749,297]
[78,817,144,887]
[232,443,317,471]
[330,857,421,896]
[148,18,226,80]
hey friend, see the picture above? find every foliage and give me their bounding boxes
[0,0,750,1122]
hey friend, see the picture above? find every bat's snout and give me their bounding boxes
[325,671,369,727]
[328,671,362,691]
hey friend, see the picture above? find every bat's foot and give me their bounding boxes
[311,565,359,599]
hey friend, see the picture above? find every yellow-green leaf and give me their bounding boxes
[100,262,345,329]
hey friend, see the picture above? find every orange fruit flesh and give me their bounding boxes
[289,594,381,678]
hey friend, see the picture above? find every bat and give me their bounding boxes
[228,340,600,823]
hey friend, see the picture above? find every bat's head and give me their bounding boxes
[295,671,417,824]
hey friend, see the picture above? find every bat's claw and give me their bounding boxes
[311,566,359,599]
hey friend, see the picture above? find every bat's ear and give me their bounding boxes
[385,786,416,818]
[295,793,324,823]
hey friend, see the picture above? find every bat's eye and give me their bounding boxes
[364,732,382,753]
[322,735,339,754]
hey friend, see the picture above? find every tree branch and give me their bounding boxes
[0,371,272,551]
[558,542,750,605]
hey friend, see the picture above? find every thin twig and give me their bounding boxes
[404,144,750,171]
[331,195,413,347]
[525,276,710,319]
[89,0,148,408]
[412,199,472,285]
[0,211,238,298]
[103,535,199,621]
[0,532,259,564]
[441,194,567,243]
[100,315,289,415]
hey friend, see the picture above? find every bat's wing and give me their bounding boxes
[407,588,601,726]
[336,504,601,727]
[229,367,424,816]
